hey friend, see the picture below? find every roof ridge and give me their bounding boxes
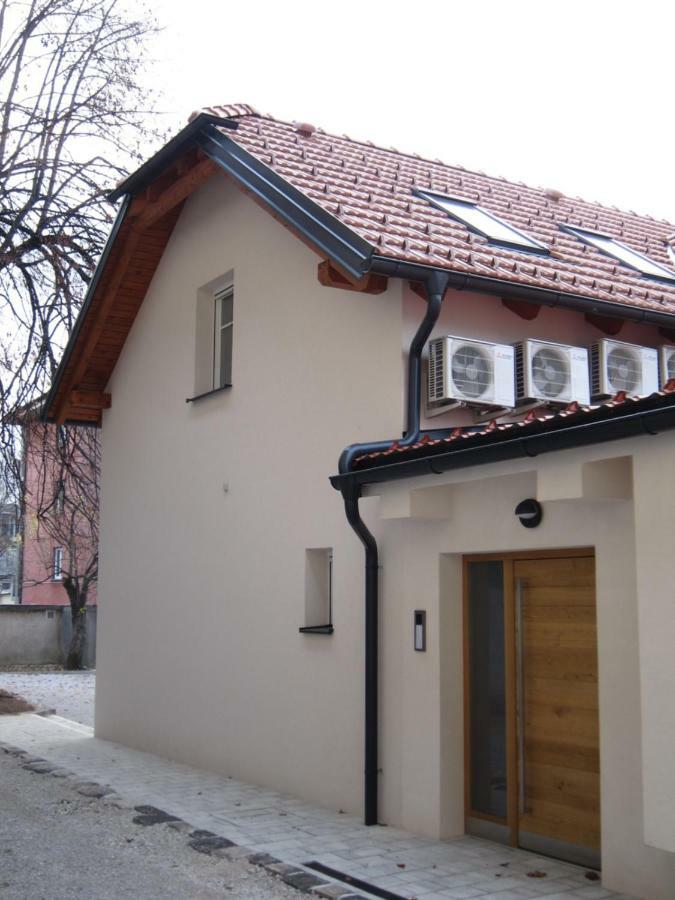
[189,102,261,123]
[195,103,675,229]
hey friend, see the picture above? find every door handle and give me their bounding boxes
[515,578,526,816]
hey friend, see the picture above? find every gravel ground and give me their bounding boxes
[0,670,94,726]
[0,750,303,900]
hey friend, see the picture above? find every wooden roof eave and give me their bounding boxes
[45,152,222,425]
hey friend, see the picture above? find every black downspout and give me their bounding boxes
[337,270,450,826]
[339,269,451,474]
[343,482,379,826]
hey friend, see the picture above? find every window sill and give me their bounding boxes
[298,625,334,635]
[185,384,232,404]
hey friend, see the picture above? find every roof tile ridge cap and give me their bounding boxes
[188,102,261,123]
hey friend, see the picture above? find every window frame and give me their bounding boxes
[54,480,65,515]
[560,225,675,284]
[299,547,334,635]
[212,284,234,391]
[52,546,64,581]
[415,189,549,255]
[56,425,67,452]
[189,273,234,403]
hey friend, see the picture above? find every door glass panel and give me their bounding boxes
[467,560,507,819]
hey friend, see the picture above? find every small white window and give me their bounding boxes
[561,225,675,283]
[54,481,65,515]
[213,285,233,390]
[301,548,333,632]
[52,547,63,581]
[416,190,548,253]
[192,273,234,400]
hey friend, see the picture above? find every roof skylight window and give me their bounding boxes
[415,190,548,254]
[561,225,675,284]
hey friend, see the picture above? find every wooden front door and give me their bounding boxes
[464,551,600,869]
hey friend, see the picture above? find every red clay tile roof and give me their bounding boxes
[351,382,675,470]
[201,104,675,316]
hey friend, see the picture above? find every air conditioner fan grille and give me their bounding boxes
[451,345,492,399]
[531,347,569,398]
[606,346,640,393]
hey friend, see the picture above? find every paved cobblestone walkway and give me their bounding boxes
[0,714,630,900]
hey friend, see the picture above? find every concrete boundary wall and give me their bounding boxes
[0,606,96,667]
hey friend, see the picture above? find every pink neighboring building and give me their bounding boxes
[20,421,98,606]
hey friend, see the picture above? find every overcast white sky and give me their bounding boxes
[147,0,674,223]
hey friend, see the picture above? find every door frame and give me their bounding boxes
[462,547,595,848]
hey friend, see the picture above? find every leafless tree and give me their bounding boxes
[0,0,162,662]
[0,0,162,493]
[23,417,99,667]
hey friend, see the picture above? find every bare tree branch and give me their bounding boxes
[0,0,163,666]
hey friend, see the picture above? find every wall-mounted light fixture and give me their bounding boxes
[515,498,543,528]
[414,610,426,651]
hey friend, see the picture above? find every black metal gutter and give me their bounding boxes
[107,114,239,202]
[42,195,132,422]
[195,124,374,281]
[331,396,675,492]
[339,269,451,474]
[369,255,675,330]
[335,271,450,826]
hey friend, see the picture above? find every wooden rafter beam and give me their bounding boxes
[53,228,142,423]
[133,157,220,230]
[317,260,387,295]
[70,391,111,410]
[53,155,222,424]
[502,297,540,320]
[585,312,624,335]
[409,281,427,300]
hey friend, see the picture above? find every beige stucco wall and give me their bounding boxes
[371,437,675,898]
[96,170,675,898]
[97,173,405,814]
[633,441,675,858]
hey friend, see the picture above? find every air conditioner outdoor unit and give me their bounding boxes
[590,339,658,399]
[426,335,515,417]
[514,339,590,408]
[659,345,675,387]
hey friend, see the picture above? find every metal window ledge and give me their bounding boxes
[298,625,334,635]
[185,385,232,403]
